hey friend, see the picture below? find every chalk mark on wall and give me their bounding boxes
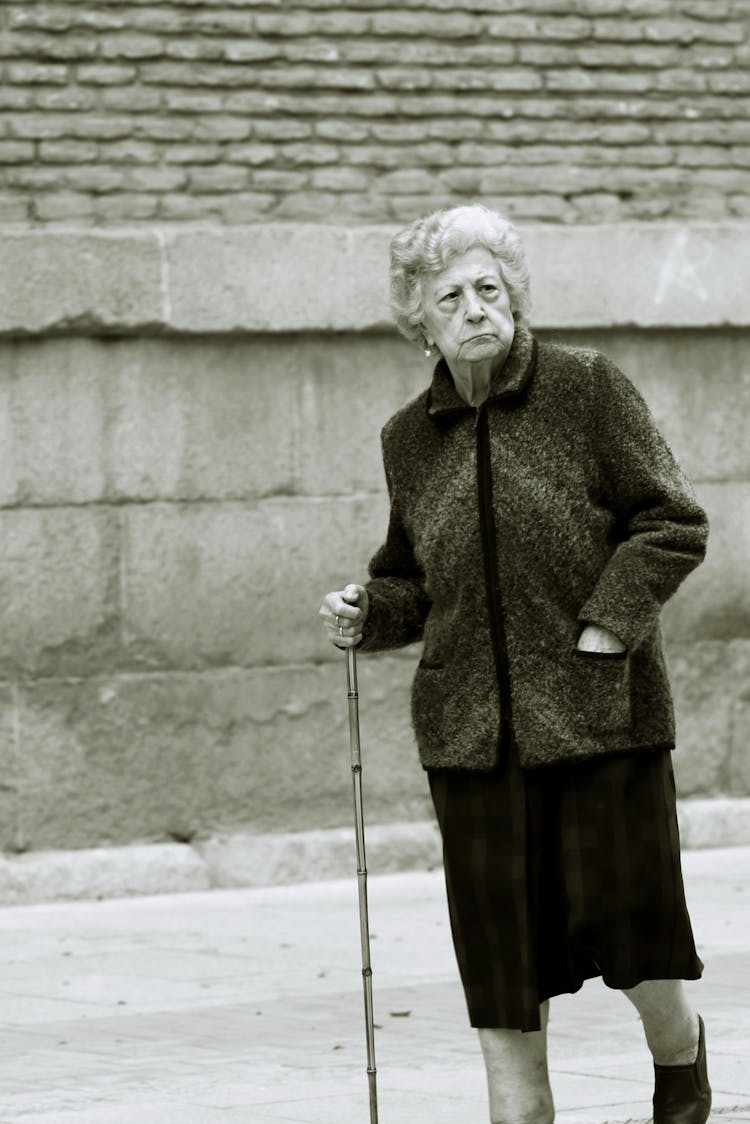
[653,229,708,306]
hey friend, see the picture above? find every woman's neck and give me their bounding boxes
[450,361,491,407]
[448,350,509,407]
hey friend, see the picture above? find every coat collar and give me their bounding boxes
[427,326,537,419]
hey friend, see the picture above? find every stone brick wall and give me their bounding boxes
[1,0,749,225]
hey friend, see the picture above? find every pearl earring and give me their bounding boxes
[424,343,434,358]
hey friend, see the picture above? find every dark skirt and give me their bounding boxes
[428,745,703,1032]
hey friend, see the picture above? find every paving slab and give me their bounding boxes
[0,847,747,1122]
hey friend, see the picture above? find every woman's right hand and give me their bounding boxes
[319,584,369,649]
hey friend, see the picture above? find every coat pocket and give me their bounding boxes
[411,664,446,750]
[569,648,631,735]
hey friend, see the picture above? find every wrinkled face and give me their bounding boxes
[420,246,515,367]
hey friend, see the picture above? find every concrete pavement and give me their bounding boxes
[0,847,747,1123]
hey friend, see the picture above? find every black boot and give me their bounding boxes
[653,1014,711,1124]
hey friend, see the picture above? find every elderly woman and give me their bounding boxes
[318,204,710,1124]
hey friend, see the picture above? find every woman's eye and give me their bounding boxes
[480,284,498,294]
[440,292,458,304]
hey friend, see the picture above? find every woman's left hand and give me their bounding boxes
[577,623,626,654]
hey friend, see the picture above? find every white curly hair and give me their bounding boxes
[389,203,532,351]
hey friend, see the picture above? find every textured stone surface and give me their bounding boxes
[728,676,750,796]
[197,820,443,889]
[0,334,423,504]
[526,223,750,328]
[0,230,163,334]
[121,495,390,668]
[165,224,394,332]
[662,483,750,644]
[0,684,20,852]
[0,507,120,677]
[667,640,750,796]
[13,657,430,851]
[678,798,750,849]
[1,225,750,335]
[0,842,210,906]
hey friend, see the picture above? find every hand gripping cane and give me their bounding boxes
[346,647,379,1123]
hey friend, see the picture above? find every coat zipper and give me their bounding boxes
[475,402,513,758]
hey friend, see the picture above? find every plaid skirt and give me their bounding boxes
[428,745,703,1032]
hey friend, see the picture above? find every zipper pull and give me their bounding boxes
[474,403,483,429]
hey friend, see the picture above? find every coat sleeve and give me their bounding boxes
[577,354,709,651]
[357,429,431,653]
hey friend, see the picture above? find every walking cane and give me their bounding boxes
[346,646,379,1124]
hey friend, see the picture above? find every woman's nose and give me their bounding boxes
[464,291,485,321]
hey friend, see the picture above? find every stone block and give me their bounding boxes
[0,229,163,334]
[728,673,750,795]
[525,222,750,328]
[1,225,750,335]
[0,371,16,505]
[667,639,750,796]
[0,507,120,677]
[677,798,750,848]
[0,843,210,906]
[0,684,21,852]
[29,190,97,223]
[197,820,442,890]
[13,659,430,851]
[0,336,304,504]
[293,334,428,497]
[121,495,390,669]
[662,483,750,644]
[1,338,107,504]
[106,338,299,501]
[164,224,393,333]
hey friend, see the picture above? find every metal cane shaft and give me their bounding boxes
[346,648,378,1124]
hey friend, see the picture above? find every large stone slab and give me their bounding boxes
[1,224,750,335]
[662,482,750,645]
[0,843,211,906]
[121,494,390,668]
[0,334,423,504]
[197,821,442,890]
[0,684,21,852]
[667,639,750,797]
[101,336,299,502]
[0,228,164,334]
[13,657,429,851]
[291,333,426,496]
[160,221,750,332]
[1,337,109,504]
[164,223,393,332]
[0,507,120,677]
[526,222,750,328]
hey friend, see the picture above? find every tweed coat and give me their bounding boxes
[357,327,709,771]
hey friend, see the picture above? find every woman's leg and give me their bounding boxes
[621,980,699,1064]
[478,1000,554,1124]
[623,980,710,1124]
